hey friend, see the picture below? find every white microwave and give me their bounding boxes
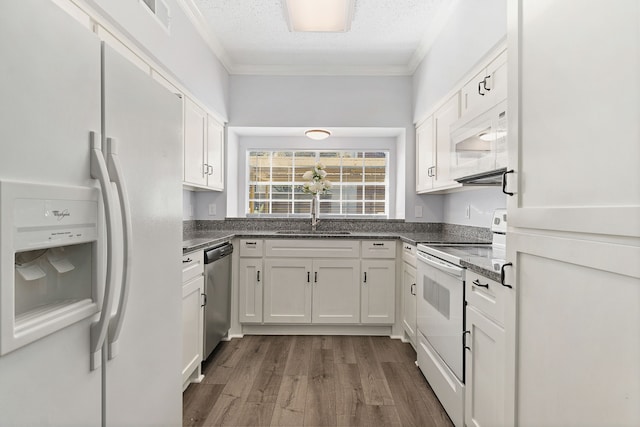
[450,99,508,181]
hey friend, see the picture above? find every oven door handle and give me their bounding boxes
[416,251,464,277]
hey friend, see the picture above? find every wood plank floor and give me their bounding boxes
[183,335,454,427]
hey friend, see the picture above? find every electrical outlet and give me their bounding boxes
[465,205,471,219]
[415,205,423,218]
[189,204,194,217]
[208,204,216,216]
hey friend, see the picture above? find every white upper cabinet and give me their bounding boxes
[416,93,462,194]
[461,50,507,121]
[206,116,224,191]
[183,97,225,192]
[183,97,207,187]
[506,1,639,237]
[416,117,435,193]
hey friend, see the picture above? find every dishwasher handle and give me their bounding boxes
[204,243,234,264]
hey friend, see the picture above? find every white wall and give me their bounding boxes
[210,74,442,222]
[412,0,507,227]
[412,0,507,122]
[443,187,506,227]
[84,0,229,117]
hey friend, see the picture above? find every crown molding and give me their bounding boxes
[406,0,460,74]
[174,0,235,73]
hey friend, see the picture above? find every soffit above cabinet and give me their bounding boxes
[179,0,453,76]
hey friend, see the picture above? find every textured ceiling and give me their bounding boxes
[188,0,451,75]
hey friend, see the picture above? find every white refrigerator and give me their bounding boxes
[0,0,183,425]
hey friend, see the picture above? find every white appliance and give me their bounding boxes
[0,1,183,426]
[450,100,508,183]
[416,209,507,427]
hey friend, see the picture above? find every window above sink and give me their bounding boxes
[246,150,389,219]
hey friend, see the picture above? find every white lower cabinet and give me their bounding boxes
[401,261,417,344]
[361,259,395,324]
[263,258,360,324]
[181,251,204,388]
[238,239,395,326]
[238,257,263,323]
[401,243,417,346]
[312,259,360,324]
[465,270,506,427]
[263,258,312,323]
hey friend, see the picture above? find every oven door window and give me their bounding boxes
[423,274,450,319]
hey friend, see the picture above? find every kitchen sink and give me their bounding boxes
[275,230,351,235]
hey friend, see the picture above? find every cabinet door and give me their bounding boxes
[206,116,224,190]
[507,0,640,237]
[263,259,312,323]
[401,262,417,344]
[485,50,507,106]
[416,117,434,193]
[182,275,204,384]
[504,231,640,427]
[461,67,488,118]
[434,93,462,191]
[360,260,395,324]
[183,97,206,186]
[465,305,505,427]
[238,258,263,323]
[312,259,360,324]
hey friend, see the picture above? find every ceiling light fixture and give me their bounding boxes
[283,0,356,32]
[305,129,331,140]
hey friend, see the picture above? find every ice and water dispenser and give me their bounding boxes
[0,181,100,355]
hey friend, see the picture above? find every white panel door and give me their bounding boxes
[182,275,204,384]
[102,45,183,427]
[434,93,462,190]
[0,0,102,425]
[264,259,312,323]
[401,262,417,343]
[465,306,505,427]
[238,258,263,323]
[183,97,207,186]
[416,117,434,193]
[507,0,640,237]
[206,116,224,190]
[361,260,395,324]
[312,259,360,324]
[505,231,640,426]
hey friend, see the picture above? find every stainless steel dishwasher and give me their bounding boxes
[203,242,233,360]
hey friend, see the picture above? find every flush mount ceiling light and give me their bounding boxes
[284,0,356,32]
[305,129,331,140]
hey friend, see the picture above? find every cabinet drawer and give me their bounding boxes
[402,243,416,266]
[182,251,204,283]
[239,239,264,257]
[265,239,360,258]
[361,240,396,259]
[465,270,506,325]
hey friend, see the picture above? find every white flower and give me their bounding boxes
[301,161,332,195]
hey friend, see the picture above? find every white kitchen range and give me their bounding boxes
[416,210,507,427]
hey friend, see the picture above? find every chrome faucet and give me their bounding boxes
[311,209,319,232]
[310,195,319,232]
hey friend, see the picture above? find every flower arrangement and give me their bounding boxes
[301,162,332,195]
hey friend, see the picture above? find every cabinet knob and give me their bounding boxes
[364,272,367,283]
[410,283,416,295]
[182,258,192,263]
[257,270,261,282]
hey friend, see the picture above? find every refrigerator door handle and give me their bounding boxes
[89,132,118,371]
[106,138,133,360]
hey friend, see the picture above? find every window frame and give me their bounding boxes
[245,150,390,218]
